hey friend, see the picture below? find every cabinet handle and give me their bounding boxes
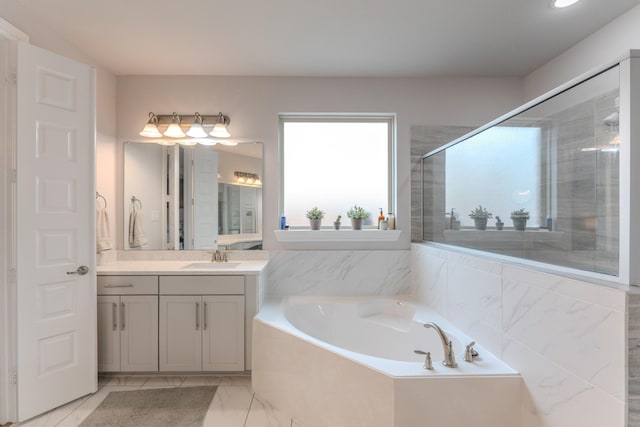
[121,302,125,331]
[195,302,200,331]
[203,302,208,331]
[104,284,134,288]
[112,302,118,331]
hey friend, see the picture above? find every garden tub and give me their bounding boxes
[252,296,522,427]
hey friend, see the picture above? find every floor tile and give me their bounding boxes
[139,376,185,389]
[202,385,254,427]
[101,375,151,387]
[182,375,223,387]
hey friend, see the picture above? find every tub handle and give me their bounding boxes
[414,350,433,370]
[464,341,478,363]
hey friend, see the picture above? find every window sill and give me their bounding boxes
[274,229,402,242]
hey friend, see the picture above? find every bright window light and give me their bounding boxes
[280,116,394,228]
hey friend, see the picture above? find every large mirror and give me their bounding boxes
[124,142,262,250]
[423,65,620,276]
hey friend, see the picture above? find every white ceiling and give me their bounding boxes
[17,0,640,77]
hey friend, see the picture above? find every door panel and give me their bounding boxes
[16,41,95,420]
[97,296,120,372]
[159,296,202,371]
[120,296,158,372]
[202,295,244,371]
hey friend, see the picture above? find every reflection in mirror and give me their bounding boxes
[124,142,262,250]
[423,65,619,276]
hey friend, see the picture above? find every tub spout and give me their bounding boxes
[423,322,458,368]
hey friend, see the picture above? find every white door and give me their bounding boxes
[159,296,202,371]
[120,295,158,372]
[202,295,244,371]
[97,296,120,372]
[192,150,218,249]
[16,41,95,420]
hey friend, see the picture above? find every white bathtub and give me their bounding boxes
[252,296,522,427]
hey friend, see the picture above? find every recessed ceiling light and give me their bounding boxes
[553,0,580,8]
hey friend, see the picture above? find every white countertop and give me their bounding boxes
[97,259,269,276]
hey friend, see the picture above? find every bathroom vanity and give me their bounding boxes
[96,259,267,373]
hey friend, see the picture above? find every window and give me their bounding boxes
[279,115,395,229]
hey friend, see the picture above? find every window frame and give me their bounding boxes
[278,113,397,230]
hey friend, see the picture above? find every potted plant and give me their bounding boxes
[510,208,530,231]
[468,205,493,230]
[347,205,369,230]
[334,215,342,230]
[306,206,325,230]
[495,216,504,231]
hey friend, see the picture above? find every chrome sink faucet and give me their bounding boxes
[423,322,458,368]
[211,246,228,263]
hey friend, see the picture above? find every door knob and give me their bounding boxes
[67,265,89,275]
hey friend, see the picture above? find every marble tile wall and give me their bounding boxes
[264,250,411,297]
[412,242,628,427]
[629,292,640,425]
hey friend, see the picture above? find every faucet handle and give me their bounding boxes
[414,350,433,370]
[464,341,478,363]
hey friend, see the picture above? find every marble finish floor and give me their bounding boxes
[13,374,295,427]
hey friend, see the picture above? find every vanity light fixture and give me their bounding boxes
[164,112,187,138]
[234,171,261,186]
[139,112,163,138]
[210,112,231,138]
[186,112,209,138]
[139,111,232,145]
[552,0,580,8]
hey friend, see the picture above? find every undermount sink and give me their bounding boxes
[182,262,241,269]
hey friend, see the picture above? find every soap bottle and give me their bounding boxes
[388,213,396,230]
[377,208,385,229]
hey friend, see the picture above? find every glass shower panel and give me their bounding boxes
[422,65,620,276]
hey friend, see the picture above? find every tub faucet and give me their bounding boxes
[423,322,458,368]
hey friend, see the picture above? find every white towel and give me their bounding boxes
[128,208,148,248]
[96,207,112,253]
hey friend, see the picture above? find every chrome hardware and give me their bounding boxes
[464,341,478,363]
[196,302,200,330]
[112,303,118,331]
[120,302,125,330]
[423,322,458,368]
[210,246,228,262]
[204,302,208,330]
[104,284,134,288]
[67,265,89,275]
[414,350,433,370]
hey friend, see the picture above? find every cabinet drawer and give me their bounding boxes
[98,276,158,295]
[160,275,244,295]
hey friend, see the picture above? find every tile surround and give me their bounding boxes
[412,242,629,427]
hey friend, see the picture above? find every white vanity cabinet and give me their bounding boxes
[97,276,159,372]
[159,276,245,372]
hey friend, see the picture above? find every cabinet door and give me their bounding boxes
[202,295,245,371]
[97,296,120,372]
[159,296,202,371]
[121,296,158,372]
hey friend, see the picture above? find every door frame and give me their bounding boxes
[0,18,28,424]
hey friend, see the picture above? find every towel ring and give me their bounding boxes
[96,192,107,209]
[131,196,143,209]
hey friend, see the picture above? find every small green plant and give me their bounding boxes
[335,215,342,222]
[468,205,493,219]
[347,205,369,220]
[510,208,530,219]
[495,216,503,223]
[306,207,325,220]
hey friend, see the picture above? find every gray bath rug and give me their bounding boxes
[79,386,217,427]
